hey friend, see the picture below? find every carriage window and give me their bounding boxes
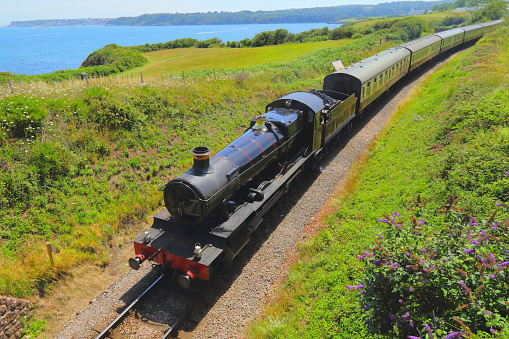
[367,81,371,87]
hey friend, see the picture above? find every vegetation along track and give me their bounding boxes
[56,48,465,339]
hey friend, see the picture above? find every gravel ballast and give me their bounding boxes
[54,54,456,339]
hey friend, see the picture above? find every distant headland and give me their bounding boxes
[8,18,112,27]
[7,1,435,27]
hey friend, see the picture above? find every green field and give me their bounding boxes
[127,40,349,76]
[351,11,469,28]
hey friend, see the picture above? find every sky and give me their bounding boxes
[0,0,386,27]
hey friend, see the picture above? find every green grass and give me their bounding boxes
[247,22,509,339]
[351,11,469,28]
[126,40,349,76]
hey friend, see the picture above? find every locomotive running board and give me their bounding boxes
[210,152,312,253]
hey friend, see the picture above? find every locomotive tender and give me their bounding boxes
[130,20,503,288]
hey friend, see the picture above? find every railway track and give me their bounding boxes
[92,271,212,339]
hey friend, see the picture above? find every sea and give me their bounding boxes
[0,23,343,75]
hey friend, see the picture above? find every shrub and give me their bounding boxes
[0,95,48,138]
[29,141,71,184]
[80,44,148,72]
[351,196,509,338]
[80,87,146,130]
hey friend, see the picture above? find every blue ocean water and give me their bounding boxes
[0,23,342,75]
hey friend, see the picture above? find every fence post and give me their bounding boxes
[8,77,14,93]
[46,242,55,267]
[213,69,216,80]
[140,73,144,84]
[183,71,185,83]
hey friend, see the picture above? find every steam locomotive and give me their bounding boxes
[129,20,503,288]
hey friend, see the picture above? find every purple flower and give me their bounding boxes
[392,263,401,268]
[392,210,400,217]
[491,226,498,231]
[482,310,492,315]
[378,235,383,239]
[405,252,411,256]
[388,314,396,321]
[418,220,424,226]
[489,275,496,280]
[409,287,413,292]
[422,280,428,285]
[356,284,364,289]
[490,328,497,334]
[496,203,508,208]
[378,218,389,223]
[506,171,509,175]
[399,299,404,304]
[364,305,371,311]
[445,332,464,339]
[463,249,475,254]
[423,268,429,272]
[346,285,356,292]
[357,255,364,260]
[420,260,425,265]
[477,257,487,264]
[498,261,509,267]
[489,253,495,261]
[407,336,421,339]
[424,323,434,338]
[471,240,479,245]
[402,312,410,319]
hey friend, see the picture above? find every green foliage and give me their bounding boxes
[29,141,71,183]
[330,26,356,40]
[81,44,148,71]
[388,17,429,41]
[80,87,147,130]
[0,95,48,138]
[353,198,509,337]
[470,0,508,23]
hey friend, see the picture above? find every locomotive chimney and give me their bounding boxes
[191,146,212,168]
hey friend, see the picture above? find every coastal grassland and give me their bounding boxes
[130,40,348,76]
[248,24,509,338]
[0,32,399,302]
[352,11,469,28]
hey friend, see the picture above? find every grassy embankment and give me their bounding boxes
[248,23,509,338]
[0,29,405,301]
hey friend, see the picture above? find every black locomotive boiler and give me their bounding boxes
[129,20,503,288]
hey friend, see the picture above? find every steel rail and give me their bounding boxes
[161,282,212,339]
[94,273,165,339]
